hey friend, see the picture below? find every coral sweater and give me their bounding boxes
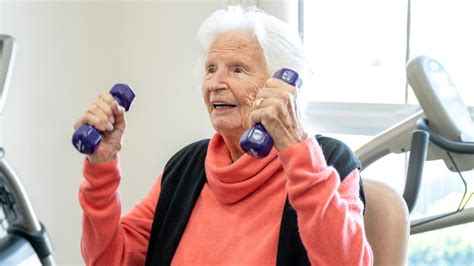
[79,134,373,265]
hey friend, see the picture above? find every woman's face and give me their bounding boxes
[202,31,269,139]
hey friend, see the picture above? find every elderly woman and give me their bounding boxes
[76,6,373,265]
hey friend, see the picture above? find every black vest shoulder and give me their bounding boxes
[145,136,363,266]
[316,135,366,207]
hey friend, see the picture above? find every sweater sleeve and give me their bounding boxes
[78,156,161,265]
[279,138,373,265]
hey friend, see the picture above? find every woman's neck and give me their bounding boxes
[221,133,245,162]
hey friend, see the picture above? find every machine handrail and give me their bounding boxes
[0,155,55,265]
[410,207,474,235]
[417,118,474,154]
[402,117,474,214]
[402,129,429,213]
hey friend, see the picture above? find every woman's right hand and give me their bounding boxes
[74,92,127,163]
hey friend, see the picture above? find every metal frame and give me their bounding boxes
[304,101,474,136]
[355,114,474,235]
[0,34,55,265]
[353,55,474,235]
[0,35,16,115]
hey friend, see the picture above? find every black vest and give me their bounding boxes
[145,135,365,265]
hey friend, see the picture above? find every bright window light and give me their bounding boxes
[408,0,474,106]
[303,0,408,104]
[303,1,474,263]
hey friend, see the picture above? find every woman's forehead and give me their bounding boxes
[213,31,261,51]
[213,30,257,45]
[206,31,263,62]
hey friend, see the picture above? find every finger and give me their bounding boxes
[249,98,283,126]
[110,100,126,129]
[264,78,297,92]
[74,110,104,131]
[75,112,107,132]
[249,107,267,128]
[255,90,293,112]
[87,103,113,131]
[98,92,115,105]
[95,97,115,124]
[73,116,87,130]
[98,93,116,124]
[257,86,294,100]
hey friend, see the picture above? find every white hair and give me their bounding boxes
[194,5,308,89]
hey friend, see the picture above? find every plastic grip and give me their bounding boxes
[239,68,302,158]
[72,84,136,154]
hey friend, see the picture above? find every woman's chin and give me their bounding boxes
[212,122,244,138]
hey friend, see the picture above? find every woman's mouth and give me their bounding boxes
[213,102,237,109]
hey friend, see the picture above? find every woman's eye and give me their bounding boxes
[207,67,216,74]
[234,67,244,73]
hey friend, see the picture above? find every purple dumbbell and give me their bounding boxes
[239,68,302,158]
[72,84,136,154]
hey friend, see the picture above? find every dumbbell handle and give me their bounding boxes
[72,84,136,154]
[239,68,302,158]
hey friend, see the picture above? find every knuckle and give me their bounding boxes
[73,119,83,130]
[91,101,100,109]
[100,115,109,123]
[274,101,285,112]
[82,113,93,124]
[99,93,114,104]
[85,105,95,115]
[100,102,113,115]
[282,92,292,102]
[91,104,103,116]
[249,109,259,120]
[99,92,110,99]
[88,114,99,124]
[262,109,275,121]
[266,78,279,87]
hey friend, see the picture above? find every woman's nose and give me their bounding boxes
[208,69,229,91]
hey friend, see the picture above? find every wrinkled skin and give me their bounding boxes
[202,31,308,161]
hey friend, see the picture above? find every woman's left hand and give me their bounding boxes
[250,78,308,151]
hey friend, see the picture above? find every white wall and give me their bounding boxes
[0,1,232,264]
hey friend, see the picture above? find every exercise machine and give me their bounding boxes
[356,55,474,234]
[0,34,55,265]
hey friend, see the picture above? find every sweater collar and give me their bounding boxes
[205,133,282,204]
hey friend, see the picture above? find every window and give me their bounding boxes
[303,0,408,104]
[408,0,474,106]
[302,0,415,194]
[409,223,474,264]
[303,0,474,264]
